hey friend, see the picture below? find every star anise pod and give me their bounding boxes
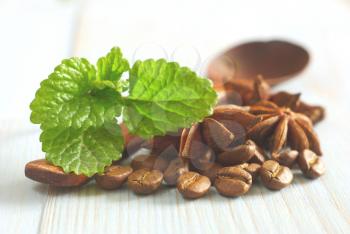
[247,100,322,156]
[270,91,325,124]
[241,75,270,105]
[217,76,271,106]
[217,75,325,124]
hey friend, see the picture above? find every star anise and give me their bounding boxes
[217,76,325,125]
[247,100,322,156]
[241,75,270,105]
[270,91,325,124]
[217,76,270,106]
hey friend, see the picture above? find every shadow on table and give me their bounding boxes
[2,171,317,207]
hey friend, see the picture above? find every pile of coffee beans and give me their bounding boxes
[25,145,325,199]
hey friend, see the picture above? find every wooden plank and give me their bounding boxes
[0,0,80,233]
[0,120,44,234]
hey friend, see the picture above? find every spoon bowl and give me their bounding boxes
[208,40,310,88]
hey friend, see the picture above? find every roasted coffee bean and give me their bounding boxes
[233,163,260,180]
[211,105,258,132]
[198,163,222,184]
[144,155,170,171]
[272,150,298,167]
[95,165,133,190]
[298,149,325,179]
[140,155,158,169]
[131,154,169,172]
[164,158,188,186]
[217,140,256,166]
[260,160,293,190]
[149,131,181,157]
[131,154,150,170]
[131,155,170,172]
[234,163,249,169]
[215,167,252,197]
[190,147,216,171]
[180,123,203,159]
[25,159,89,187]
[179,128,190,157]
[202,118,235,152]
[152,156,171,172]
[127,169,163,194]
[177,172,211,199]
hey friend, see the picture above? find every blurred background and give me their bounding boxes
[1,0,350,121]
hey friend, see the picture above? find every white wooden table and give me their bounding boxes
[1,0,350,233]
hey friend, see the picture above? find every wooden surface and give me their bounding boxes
[1,0,350,233]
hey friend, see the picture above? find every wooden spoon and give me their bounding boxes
[208,40,310,88]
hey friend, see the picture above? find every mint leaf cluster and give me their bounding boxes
[30,47,217,176]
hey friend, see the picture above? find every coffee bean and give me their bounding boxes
[95,165,133,190]
[233,163,249,169]
[164,158,188,186]
[260,160,293,190]
[25,159,89,187]
[189,147,216,171]
[132,154,171,172]
[180,123,203,159]
[235,163,261,180]
[272,150,298,167]
[149,132,181,157]
[145,155,170,172]
[298,149,325,179]
[179,128,190,157]
[177,172,211,199]
[217,140,256,166]
[198,163,222,184]
[216,118,248,147]
[127,169,163,194]
[215,167,252,197]
[152,156,171,172]
[140,155,158,169]
[202,118,235,152]
[130,154,150,170]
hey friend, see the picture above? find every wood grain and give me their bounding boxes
[1,0,350,233]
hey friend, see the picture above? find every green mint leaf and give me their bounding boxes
[123,59,217,138]
[96,47,130,83]
[30,57,123,130]
[41,121,124,177]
